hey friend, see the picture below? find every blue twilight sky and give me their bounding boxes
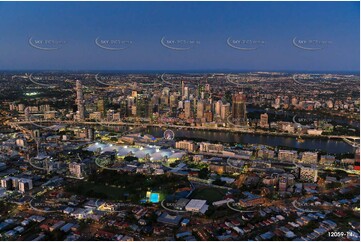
[0,1,359,72]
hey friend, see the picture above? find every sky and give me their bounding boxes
[0,1,359,72]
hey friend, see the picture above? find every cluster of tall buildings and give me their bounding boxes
[73,79,249,126]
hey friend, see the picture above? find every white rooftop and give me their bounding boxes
[87,143,185,161]
[185,199,207,211]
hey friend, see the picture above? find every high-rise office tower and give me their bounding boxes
[75,80,85,121]
[204,111,213,122]
[161,93,169,106]
[221,103,230,121]
[197,84,205,98]
[24,107,30,121]
[184,100,191,119]
[184,86,189,100]
[169,94,177,108]
[97,99,106,117]
[119,99,128,117]
[232,92,247,125]
[150,95,159,114]
[136,93,151,118]
[196,100,205,119]
[205,102,212,112]
[127,96,135,107]
[215,100,222,118]
[181,81,185,98]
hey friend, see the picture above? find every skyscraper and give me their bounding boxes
[198,84,205,98]
[221,103,230,121]
[136,93,151,118]
[181,80,185,98]
[184,86,189,100]
[232,92,247,126]
[97,99,106,118]
[119,99,128,117]
[170,94,177,108]
[196,100,205,119]
[75,80,85,121]
[184,100,191,119]
[215,100,222,118]
[24,107,30,121]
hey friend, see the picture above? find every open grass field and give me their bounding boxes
[190,187,227,203]
[67,181,129,200]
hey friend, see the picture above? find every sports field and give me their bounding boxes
[190,187,227,203]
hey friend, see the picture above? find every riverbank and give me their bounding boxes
[146,127,357,154]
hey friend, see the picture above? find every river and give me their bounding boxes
[146,127,356,154]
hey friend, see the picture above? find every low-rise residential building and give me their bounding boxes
[300,167,318,183]
[257,149,275,159]
[199,142,224,153]
[278,150,298,162]
[320,155,335,165]
[301,152,318,164]
[175,140,197,152]
[239,192,266,207]
[157,212,183,226]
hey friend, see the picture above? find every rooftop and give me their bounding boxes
[87,143,185,161]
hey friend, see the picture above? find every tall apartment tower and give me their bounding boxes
[221,103,230,121]
[75,80,85,121]
[24,107,30,121]
[215,100,222,118]
[181,81,185,98]
[196,100,205,119]
[184,100,191,119]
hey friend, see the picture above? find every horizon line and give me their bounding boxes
[0,69,359,75]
